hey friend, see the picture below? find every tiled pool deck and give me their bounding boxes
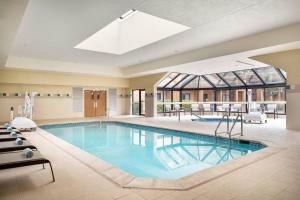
[1,116,300,200]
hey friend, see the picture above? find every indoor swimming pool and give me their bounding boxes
[40,121,265,179]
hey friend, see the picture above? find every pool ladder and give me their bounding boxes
[215,112,244,139]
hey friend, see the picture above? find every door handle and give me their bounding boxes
[95,102,98,108]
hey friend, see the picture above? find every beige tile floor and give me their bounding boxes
[1,116,300,200]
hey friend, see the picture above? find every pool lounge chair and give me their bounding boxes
[0,129,21,135]
[0,151,55,182]
[244,111,267,124]
[0,134,25,141]
[0,140,37,152]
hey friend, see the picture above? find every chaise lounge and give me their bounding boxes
[0,134,26,141]
[0,140,37,152]
[0,151,55,182]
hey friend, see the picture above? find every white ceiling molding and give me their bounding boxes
[0,0,28,66]
[122,23,300,77]
[6,56,123,77]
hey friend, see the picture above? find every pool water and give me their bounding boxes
[192,117,242,122]
[41,122,265,179]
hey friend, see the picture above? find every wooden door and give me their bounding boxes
[95,90,106,116]
[84,90,95,117]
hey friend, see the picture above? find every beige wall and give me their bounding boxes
[0,68,129,88]
[0,69,131,122]
[129,73,166,117]
[252,49,300,130]
[252,49,300,85]
[129,72,166,92]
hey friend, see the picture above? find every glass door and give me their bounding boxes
[132,89,145,115]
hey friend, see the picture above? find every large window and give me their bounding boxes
[255,67,285,84]
[250,88,264,102]
[157,67,286,114]
[219,72,244,87]
[265,87,285,101]
[198,90,215,102]
[205,74,227,87]
[235,69,262,85]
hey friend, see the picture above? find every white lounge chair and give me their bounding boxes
[244,111,267,124]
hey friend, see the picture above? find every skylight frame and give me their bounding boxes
[75,10,190,55]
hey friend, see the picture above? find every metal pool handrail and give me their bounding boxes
[215,112,243,139]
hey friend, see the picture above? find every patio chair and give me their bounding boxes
[231,104,242,114]
[216,104,230,115]
[265,104,278,119]
[163,104,173,117]
[174,104,185,115]
[0,151,55,182]
[190,104,200,115]
[203,104,213,115]
[0,140,37,152]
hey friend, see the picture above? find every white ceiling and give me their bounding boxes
[6,0,300,76]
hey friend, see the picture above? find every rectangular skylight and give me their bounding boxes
[75,10,190,55]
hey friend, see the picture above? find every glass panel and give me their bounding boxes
[249,88,264,101]
[235,69,263,85]
[174,75,196,88]
[198,90,215,102]
[164,91,172,102]
[172,91,180,102]
[132,90,140,115]
[140,90,145,115]
[230,89,246,112]
[229,89,246,102]
[265,87,285,101]
[205,74,227,87]
[157,72,178,88]
[265,87,286,114]
[255,67,285,84]
[280,69,287,79]
[219,72,244,86]
[183,76,199,88]
[181,90,198,110]
[181,90,198,102]
[199,76,213,88]
[157,90,163,102]
[216,90,230,101]
[165,74,187,88]
[156,90,163,113]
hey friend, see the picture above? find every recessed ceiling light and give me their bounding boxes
[74,10,190,55]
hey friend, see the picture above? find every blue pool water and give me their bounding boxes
[192,117,242,122]
[41,122,265,179]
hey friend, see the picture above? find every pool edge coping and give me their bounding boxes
[36,119,284,190]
